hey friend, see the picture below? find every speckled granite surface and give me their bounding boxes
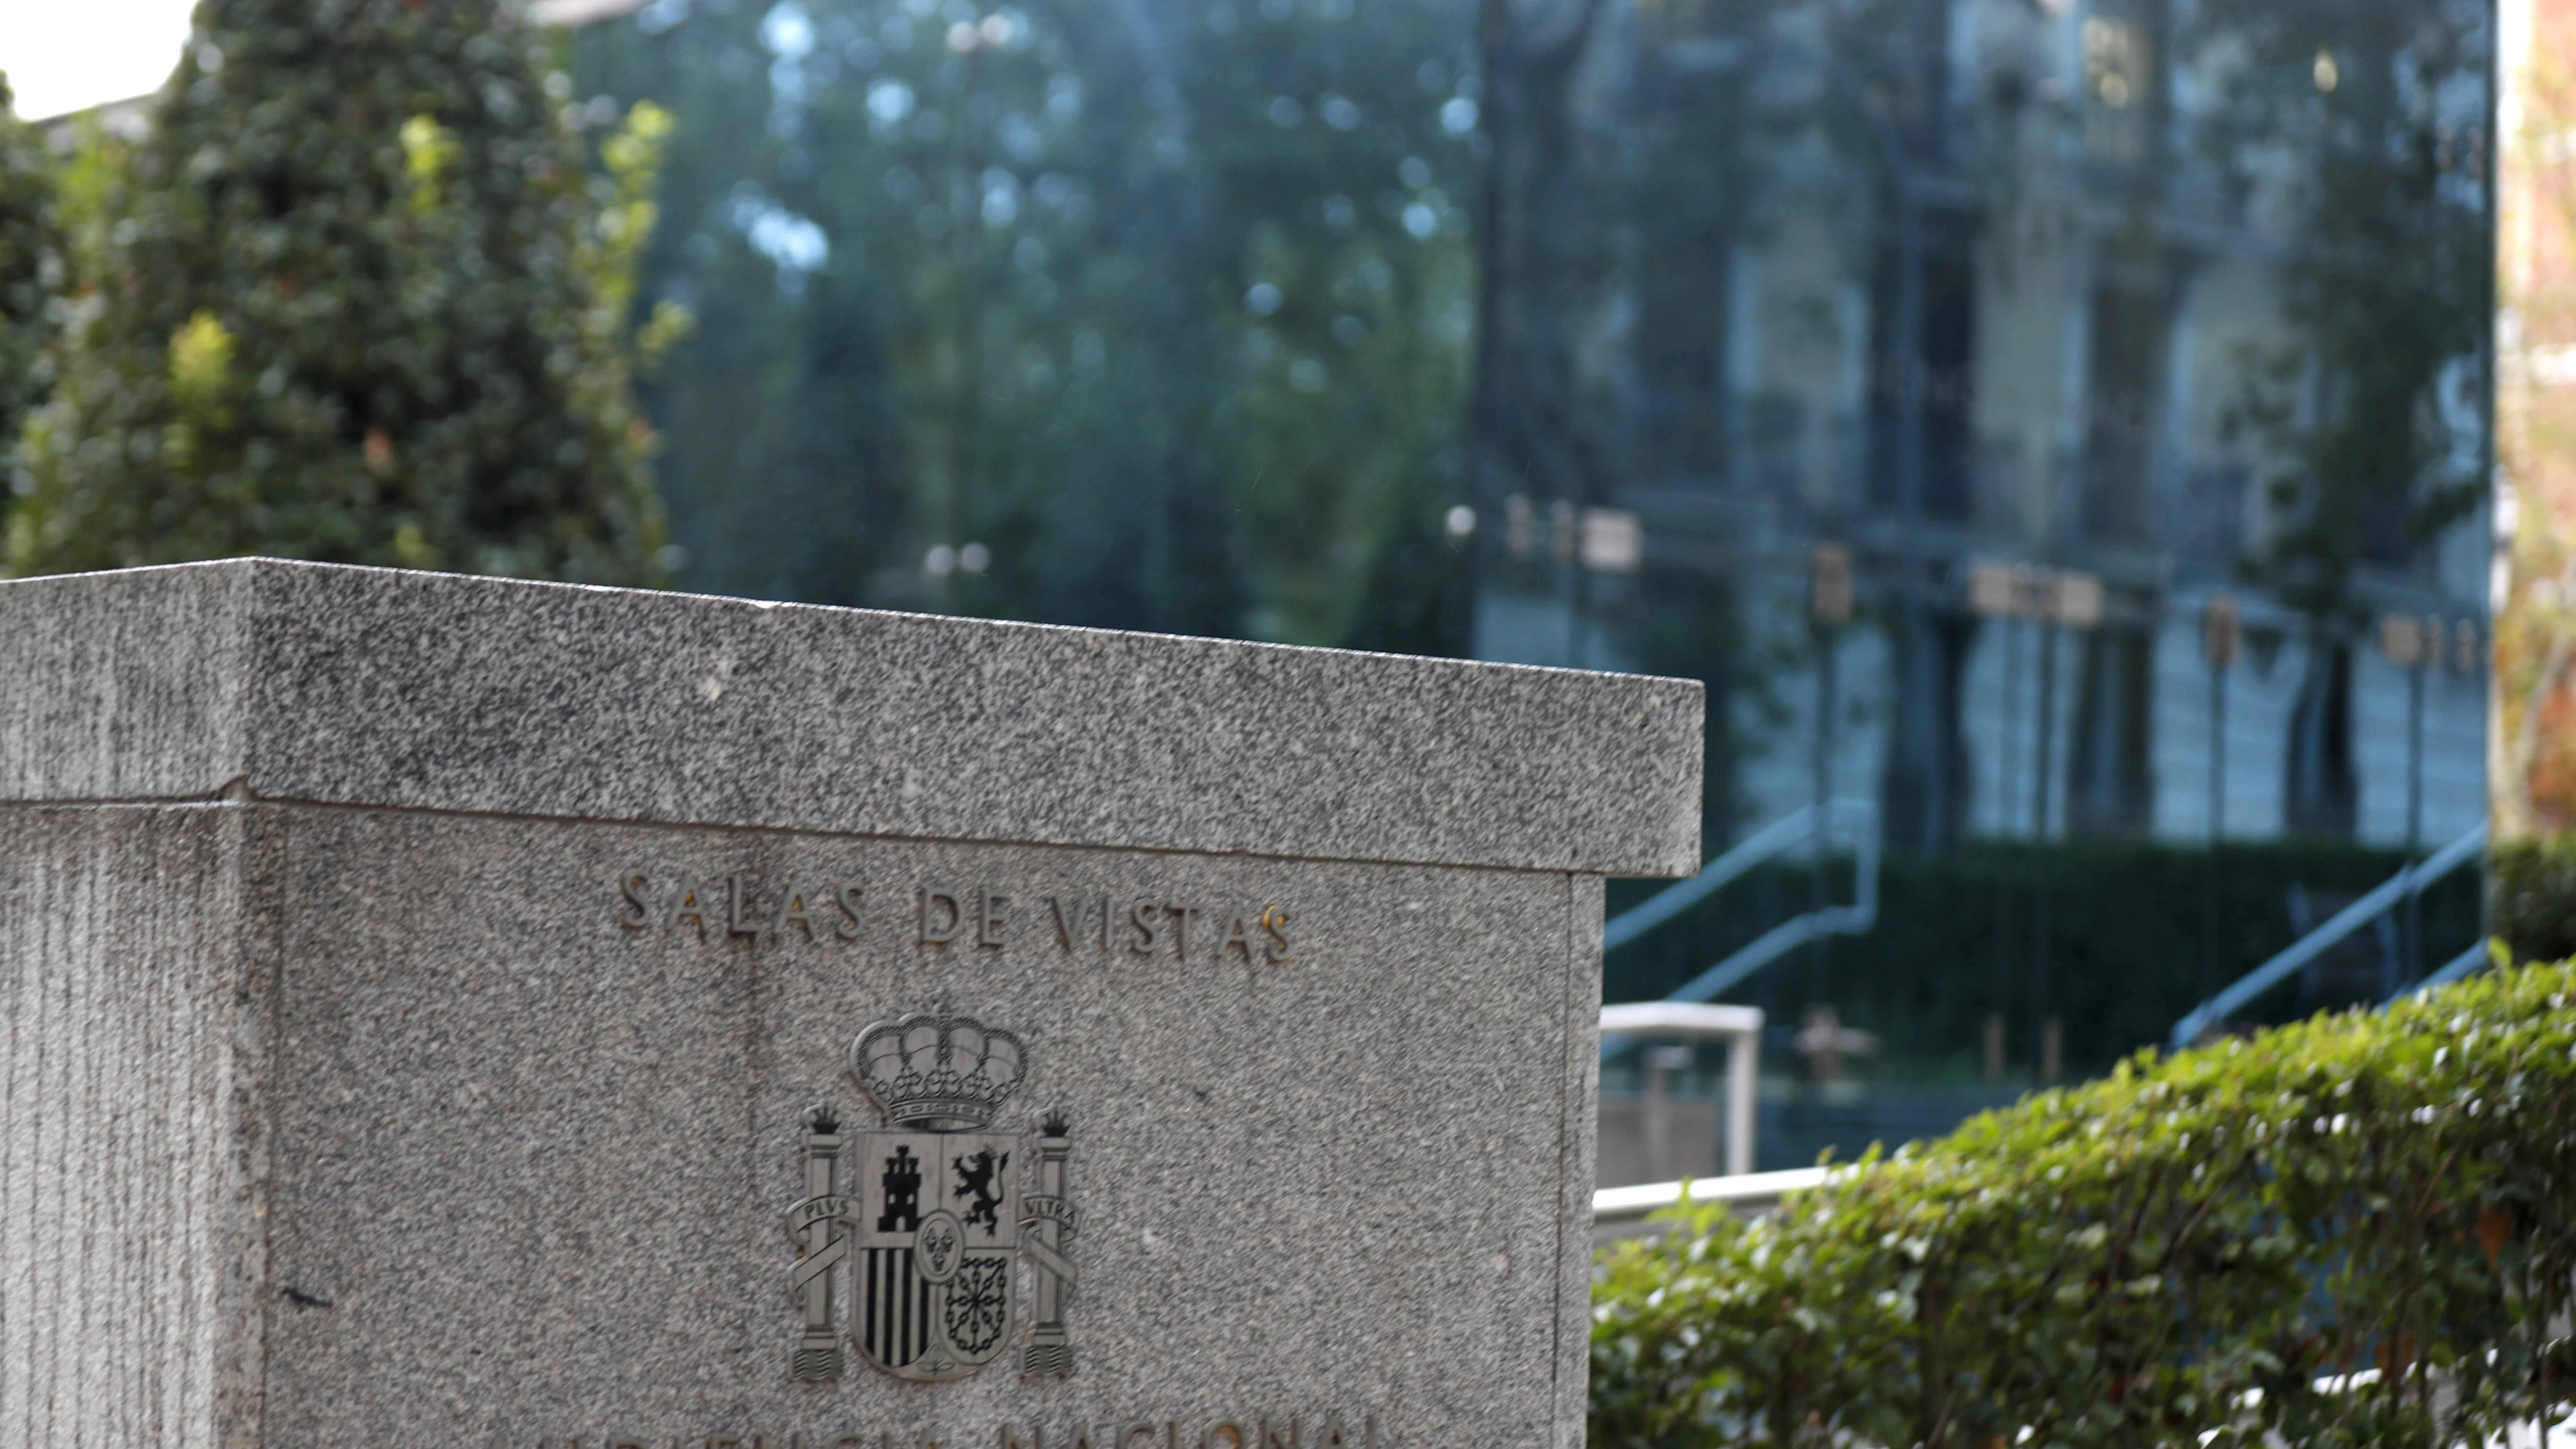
[0,563,1692,1449]
[0,559,1700,877]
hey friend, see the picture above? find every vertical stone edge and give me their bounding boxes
[1550,872,1606,1449]
[0,562,253,805]
[214,801,285,1449]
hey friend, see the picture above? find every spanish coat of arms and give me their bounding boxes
[784,1011,1077,1384]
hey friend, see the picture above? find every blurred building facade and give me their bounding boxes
[531,0,2492,1079]
[1468,0,2494,857]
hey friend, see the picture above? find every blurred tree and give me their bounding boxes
[2174,0,2491,837]
[571,0,1478,647]
[2195,0,2491,621]
[8,0,675,583]
[2498,2,2576,837]
[0,76,57,493]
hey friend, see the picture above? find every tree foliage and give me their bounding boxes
[0,75,57,489]
[2498,11,2576,837]
[1593,959,2576,1449]
[2490,836,2576,965]
[2194,0,2492,620]
[571,0,1478,647]
[8,0,673,583]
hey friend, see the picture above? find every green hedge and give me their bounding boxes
[1591,959,2576,1449]
[2494,836,2576,964]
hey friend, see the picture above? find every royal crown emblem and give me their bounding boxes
[783,1012,1078,1385]
[852,1012,1026,1131]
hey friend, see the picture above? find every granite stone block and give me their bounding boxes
[0,803,277,1448]
[0,560,1701,876]
[0,563,1700,1449]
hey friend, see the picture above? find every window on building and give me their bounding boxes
[2069,624,2156,835]
[2081,1,2159,165]
[2286,641,2359,837]
[2083,282,2169,543]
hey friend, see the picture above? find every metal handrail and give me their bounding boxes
[1595,799,1879,1192]
[2169,825,2486,1051]
[1654,799,1880,1006]
[1597,1002,1765,1177]
[1603,797,1878,949]
[2386,940,2494,1006]
[1592,1167,1834,1243]
[1605,805,1840,950]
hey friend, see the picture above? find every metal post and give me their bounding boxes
[2202,594,2238,1008]
[2376,610,2433,994]
[1642,1045,1689,1182]
[1892,160,1940,853]
[943,31,987,611]
[2205,664,2226,998]
[1724,1030,1758,1177]
[2404,645,2427,990]
[2029,615,2059,1072]
[1810,637,1835,998]
[1993,614,2021,1065]
[1999,614,2023,836]
[1567,535,1589,671]
[1809,543,1851,1006]
[1555,501,1586,668]
[2032,619,2059,842]
[1894,175,1925,528]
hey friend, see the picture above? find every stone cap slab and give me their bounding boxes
[0,559,1703,875]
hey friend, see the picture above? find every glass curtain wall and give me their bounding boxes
[572,0,2495,1171]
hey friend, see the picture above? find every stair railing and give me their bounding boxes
[2169,824,2485,1052]
[1601,797,1881,1019]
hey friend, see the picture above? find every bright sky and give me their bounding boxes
[1,0,195,121]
